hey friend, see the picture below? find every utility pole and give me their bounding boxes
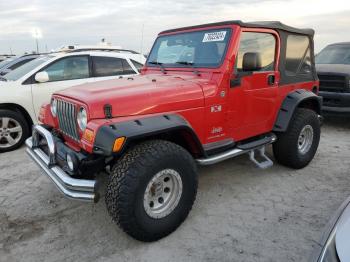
[32,28,42,54]
[35,38,39,53]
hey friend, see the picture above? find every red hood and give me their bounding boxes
[55,74,205,119]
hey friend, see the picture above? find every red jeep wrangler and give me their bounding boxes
[26,21,322,242]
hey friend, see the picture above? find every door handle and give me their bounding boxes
[267,75,275,86]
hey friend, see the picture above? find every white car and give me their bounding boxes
[0,49,145,152]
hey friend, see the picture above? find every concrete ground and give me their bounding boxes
[0,116,349,262]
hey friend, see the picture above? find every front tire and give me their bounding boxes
[0,110,30,153]
[273,108,320,169]
[105,140,198,242]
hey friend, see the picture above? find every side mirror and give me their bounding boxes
[242,52,262,72]
[35,71,49,83]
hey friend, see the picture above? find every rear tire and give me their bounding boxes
[273,108,320,169]
[0,110,30,153]
[105,140,198,242]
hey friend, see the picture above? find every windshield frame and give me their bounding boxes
[146,27,233,69]
[316,44,350,65]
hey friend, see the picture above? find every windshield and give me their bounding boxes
[316,45,350,65]
[0,58,15,69]
[4,55,53,81]
[147,28,232,68]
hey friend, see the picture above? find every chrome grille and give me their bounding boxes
[56,99,79,140]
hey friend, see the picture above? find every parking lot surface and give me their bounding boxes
[0,116,349,262]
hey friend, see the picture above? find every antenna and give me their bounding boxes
[140,23,144,55]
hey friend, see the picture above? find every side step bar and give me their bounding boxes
[249,147,273,169]
[196,134,276,167]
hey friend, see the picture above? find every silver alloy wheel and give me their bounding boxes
[0,117,23,148]
[298,125,314,154]
[143,169,183,219]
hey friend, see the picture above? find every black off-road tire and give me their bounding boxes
[273,108,320,169]
[105,140,198,242]
[0,110,30,153]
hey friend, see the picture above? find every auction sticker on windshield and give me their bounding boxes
[203,31,227,42]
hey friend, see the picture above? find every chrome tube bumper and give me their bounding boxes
[26,125,98,202]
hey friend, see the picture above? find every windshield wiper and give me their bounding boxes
[176,61,194,65]
[176,61,200,76]
[149,61,167,74]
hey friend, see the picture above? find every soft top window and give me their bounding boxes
[285,35,312,76]
[236,32,276,72]
[147,28,232,68]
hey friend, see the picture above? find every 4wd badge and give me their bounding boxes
[211,126,223,134]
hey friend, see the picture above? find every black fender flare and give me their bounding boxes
[273,89,322,132]
[93,114,204,156]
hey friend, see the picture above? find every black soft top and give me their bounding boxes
[160,20,314,36]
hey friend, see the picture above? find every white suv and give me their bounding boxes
[0,49,145,152]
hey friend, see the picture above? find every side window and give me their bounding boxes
[9,58,35,70]
[122,60,136,75]
[130,59,144,72]
[44,56,89,82]
[92,57,124,77]
[236,32,276,72]
[285,35,311,75]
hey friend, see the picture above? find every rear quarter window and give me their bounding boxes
[285,35,312,76]
[92,57,136,77]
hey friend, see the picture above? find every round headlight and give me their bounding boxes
[77,107,87,131]
[51,99,57,117]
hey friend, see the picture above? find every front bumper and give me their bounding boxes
[26,125,98,202]
[319,91,350,113]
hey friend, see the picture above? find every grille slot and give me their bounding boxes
[56,100,79,140]
[318,73,349,92]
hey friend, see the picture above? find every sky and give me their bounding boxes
[0,0,349,55]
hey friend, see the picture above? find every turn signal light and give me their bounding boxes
[113,137,126,152]
[38,106,46,122]
[82,129,95,143]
